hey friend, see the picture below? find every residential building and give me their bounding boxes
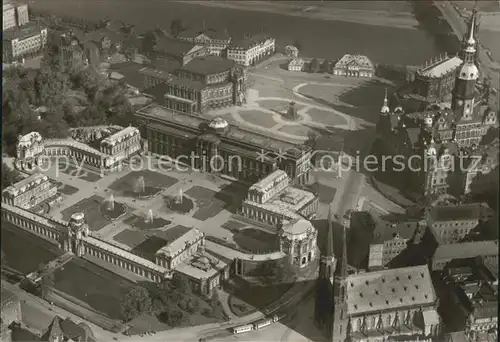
[135,104,313,184]
[288,58,305,72]
[315,211,442,341]
[284,45,299,58]
[40,316,96,342]
[430,240,498,271]
[3,22,48,62]
[425,203,488,244]
[412,54,463,101]
[227,33,275,66]
[2,173,58,210]
[177,26,231,56]
[3,2,16,30]
[240,170,318,228]
[333,54,374,78]
[439,258,498,341]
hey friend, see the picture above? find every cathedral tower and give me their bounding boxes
[315,205,336,334]
[452,9,479,121]
[380,88,390,115]
[315,205,351,342]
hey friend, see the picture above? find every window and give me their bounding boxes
[386,315,391,326]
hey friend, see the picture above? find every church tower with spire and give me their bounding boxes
[315,205,350,342]
[380,88,390,115]
[452,8,479,121]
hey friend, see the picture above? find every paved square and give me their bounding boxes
[185,186,227,221]
[239,110,277,128]
[108,170,178,194]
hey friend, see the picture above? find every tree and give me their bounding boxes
[321,59,330,73]
[121,287,152,322]
[274,260,297,283]
[2,163,21,190]
[170,18,184,37]
[305,130,319,148]
[172,274,192,294]
[309,58,320,73]
[1,249,6,267]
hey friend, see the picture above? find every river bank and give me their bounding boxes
[31,0,444,64]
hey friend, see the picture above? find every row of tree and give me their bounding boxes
[120,275,225,326]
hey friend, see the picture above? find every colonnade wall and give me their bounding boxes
[1,203,65,245]
[1,204,169,282]
[233,254,288,277]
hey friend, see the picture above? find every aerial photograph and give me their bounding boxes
[1,0,499,341]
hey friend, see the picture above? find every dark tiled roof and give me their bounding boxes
[181,56,236,75]
[433,240,498,261]
[155,37,196,57]
[3,22,45,41]
[1,287,18,307]
[230,33,272,50]
[428,203,483,222]
[109,62,147,90]
[167,76,207,91]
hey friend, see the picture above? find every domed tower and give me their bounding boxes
[380,88,390,114]
[452,9,479,121]
[67,212,89,257]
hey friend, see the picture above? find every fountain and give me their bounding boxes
[134,176,146,194]
[108,194,115,211]
[145,209,154,224]
[176,189,183,204]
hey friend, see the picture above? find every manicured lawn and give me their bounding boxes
[55,182,79,196]
[54,258,135,319]
[1,224,61,274]
[278,124,314,137]
[164,195,194,214]
[60,195,112,231]
[113,229,146,248]
[123,214,171,230]
[185,186,225,221]
[108,170,178,196]
[307,107,347,126]
[239,110,277,129]
[233,228,278,253]
[308,183,337,204]
[221,220,247,232]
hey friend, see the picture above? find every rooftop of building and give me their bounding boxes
[181,55,238,76]
[4,21,45,41]
[139,66,172,80]
[108,61,148,90]
[281,219,316,237]
[41,316,95,342]
[101,126,139,146]
[3,173,50,197]
[136,103,308,156]
[346,265,436,315]
[427,203,486,222]
[175,251,227,280]
[335,54,374,69]
[418,55,463,79]
[166,75,207,91]
[157,227,204,258]
[243,185,316,219]
[229,33,273,50]
[372,218,420,244]
[249,169,288,193]
[155,36,200,57]
[177,27,231,41]
[433,240,498,261]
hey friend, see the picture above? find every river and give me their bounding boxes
[30,0,446,65]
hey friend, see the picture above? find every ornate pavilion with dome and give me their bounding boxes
[135,103,313,184]
[279,218,317,268]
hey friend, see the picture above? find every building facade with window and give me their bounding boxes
[333,54,374,78]
[135,104,313,185]
[3,23,48,62]
[177,27,231,57]
[2,173,57,210]
[227,34,275,66]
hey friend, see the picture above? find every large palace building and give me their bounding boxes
[135,104,313,184]
[176,25,232,57]
[375,10,498,197]
[2,173,58,210]
[226,33,275,67]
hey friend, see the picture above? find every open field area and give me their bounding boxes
[54,258,134,319]
[1,224,61,274]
